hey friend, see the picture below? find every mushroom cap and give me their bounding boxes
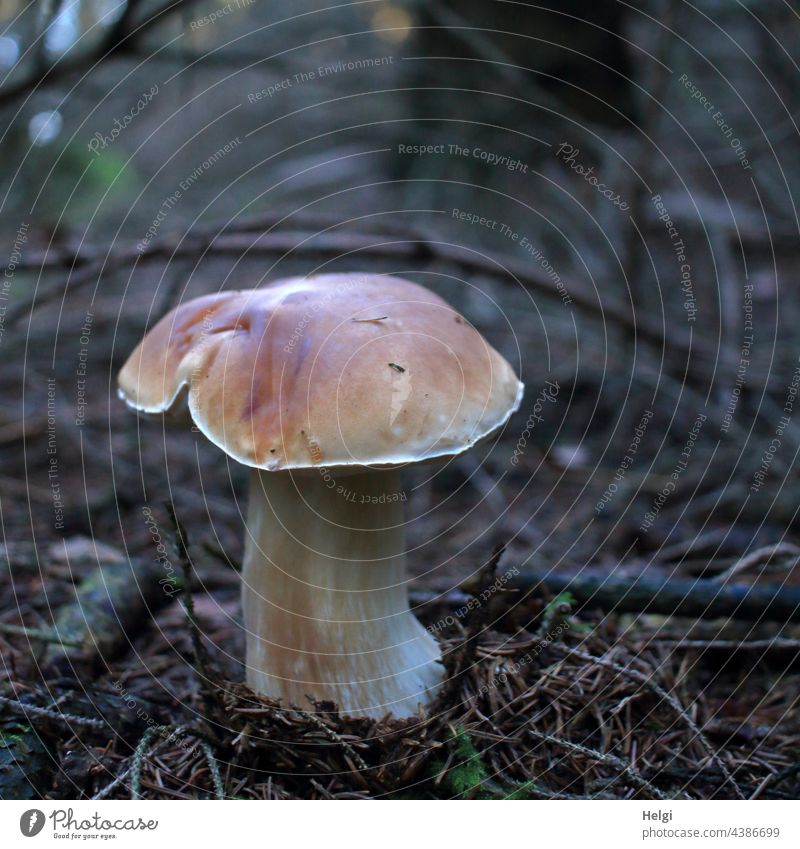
[118,273,524,470]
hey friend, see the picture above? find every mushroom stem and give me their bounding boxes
[242,467,444,718]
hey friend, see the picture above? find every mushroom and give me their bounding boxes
[118,273,523,718]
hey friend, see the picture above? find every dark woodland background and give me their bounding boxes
[0,0,799,800]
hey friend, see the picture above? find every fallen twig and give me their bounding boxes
[714,543,800,584]
[8,227,697,358]
[468,568,800,623]
[294,708,371,777]
[0,0,203,108]
[0,694,106,730]
[130,724,224,800]
[43,556,177,671]
[526,727,670,800]
[166,502,225,717]
[652,638,800,651]
[0,623,81,646]
[550,645,746,800]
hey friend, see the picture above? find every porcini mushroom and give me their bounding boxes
[118,273,523,718]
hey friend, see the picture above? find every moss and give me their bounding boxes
[431,727,489,799]
[0,718,52,799]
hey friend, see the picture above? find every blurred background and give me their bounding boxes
[1,0,799,800]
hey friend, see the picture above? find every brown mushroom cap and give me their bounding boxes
[118,273,523,470]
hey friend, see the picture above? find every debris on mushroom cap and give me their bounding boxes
[118,273,524,470]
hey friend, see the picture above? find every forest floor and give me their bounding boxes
[1,258,799,800]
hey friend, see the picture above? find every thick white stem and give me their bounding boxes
[242,468,443,718]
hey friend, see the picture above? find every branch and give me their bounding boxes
[43,554,178,673]
[0,0,201,108]
[550,644,746,799]
[462,568,800,623]
[8,217,702,358]
[526,728,669,800]
[714,543,800,585]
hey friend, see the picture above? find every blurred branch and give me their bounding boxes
[714,543,800,585]
[0,0,201,108]
[8,214,704,359]
[34,0,68,75]
[43,555,177,675]
[462,567,800,623]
